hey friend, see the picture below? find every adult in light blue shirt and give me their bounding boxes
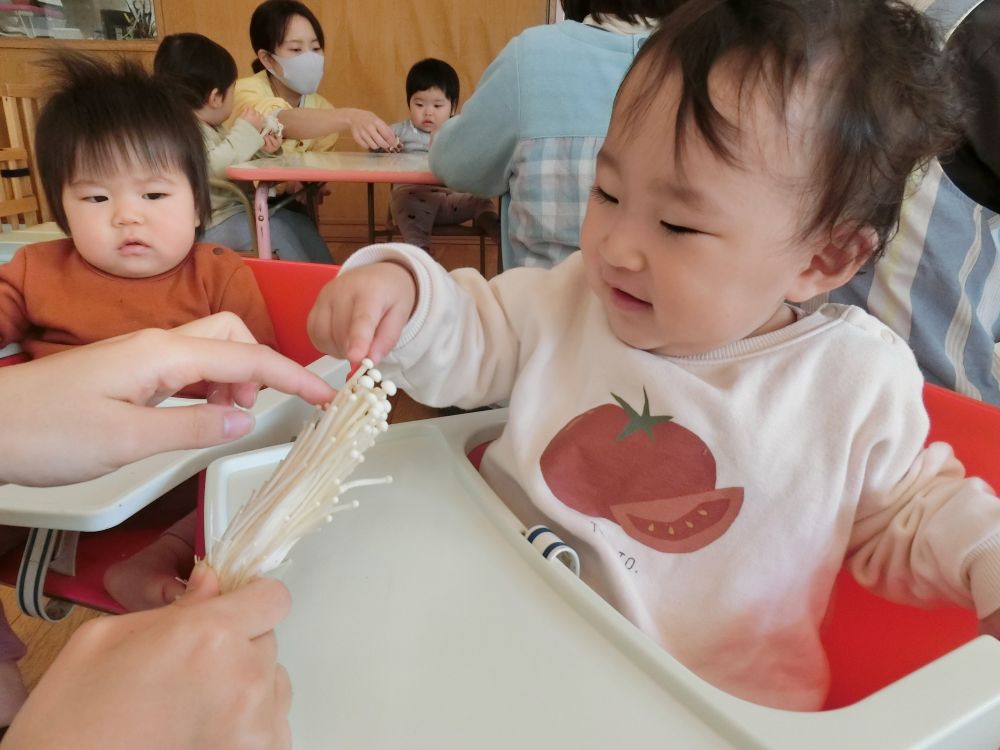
[430,1,680,270]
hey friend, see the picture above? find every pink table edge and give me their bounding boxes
[226,165,441,185]
[226,164,443,259]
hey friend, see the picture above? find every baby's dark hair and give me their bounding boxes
[250,0,325,73]
[618,0,964,260]
[154,33,239,109]
[36,51,211,234]
[561,0,689,24]
[405,58,460,105]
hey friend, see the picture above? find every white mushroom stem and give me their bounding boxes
[208,359,394,592]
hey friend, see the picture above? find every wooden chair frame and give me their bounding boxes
[1,84,48,224]
[0,146,41,230]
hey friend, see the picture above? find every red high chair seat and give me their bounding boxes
[820,383,997,709]
[0,257,339,614]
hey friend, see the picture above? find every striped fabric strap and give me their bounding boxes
[525,525,581,577]
[17,528,77,622]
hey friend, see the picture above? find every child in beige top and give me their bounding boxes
[155,32,333,264]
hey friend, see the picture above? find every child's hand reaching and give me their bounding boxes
[262,132,282,154]
[307,262,417,365]
[980,607,1000,639]
[237,105,265,132]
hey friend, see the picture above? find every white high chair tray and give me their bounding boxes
[0,221,66,264]
[0,357,348,531]
[204,409,1000,750]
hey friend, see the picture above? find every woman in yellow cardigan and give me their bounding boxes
[229,0,397,153]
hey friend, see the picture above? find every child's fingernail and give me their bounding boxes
[223,410,255,438]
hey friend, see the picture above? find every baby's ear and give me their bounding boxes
[785,224,876,303]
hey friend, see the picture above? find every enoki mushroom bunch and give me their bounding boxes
[208,360,395,593]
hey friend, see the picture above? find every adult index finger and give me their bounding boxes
[153,336,336,406]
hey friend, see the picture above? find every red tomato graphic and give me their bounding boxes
[540,391,743,553]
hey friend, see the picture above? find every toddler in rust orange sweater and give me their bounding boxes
[0,53,277,643]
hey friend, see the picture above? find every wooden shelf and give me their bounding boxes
[0,36,157,51]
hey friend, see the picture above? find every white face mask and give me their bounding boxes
[267,50,324,95]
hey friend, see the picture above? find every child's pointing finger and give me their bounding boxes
[346,305,381,363]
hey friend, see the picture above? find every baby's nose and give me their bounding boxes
[112,201,142,226]
[600,226,646,272]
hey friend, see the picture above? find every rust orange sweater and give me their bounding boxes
[0,239,277,359]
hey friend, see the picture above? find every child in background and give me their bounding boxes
[308,0,1000,711]
[384,58,500,257]
[154,32,333,264]
[0,53,278,629]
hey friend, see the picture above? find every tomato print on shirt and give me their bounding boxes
[540,390,743,553]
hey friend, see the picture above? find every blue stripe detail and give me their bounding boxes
[19,528,55,618]
[526,526,550,543]
[542,541,564,559]
[16,528,39,615]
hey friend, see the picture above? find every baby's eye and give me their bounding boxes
[590,185,618,205]
[143,192,168,200]
[660,221,697,235]
[83,195,108,203]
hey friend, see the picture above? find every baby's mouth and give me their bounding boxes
[119,239,149,255]
[611,286,651,309]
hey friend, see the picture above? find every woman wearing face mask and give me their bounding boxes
[229,0,397,152]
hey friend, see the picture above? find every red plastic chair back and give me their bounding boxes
[244,257,339,366]
[820,383,999,708]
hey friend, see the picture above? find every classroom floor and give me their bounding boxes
[2,586,102,691]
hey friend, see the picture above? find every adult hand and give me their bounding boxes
[307,262,416,364]
[0,313,336,487]
[342,108,397,151]
[2,564,292,750]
